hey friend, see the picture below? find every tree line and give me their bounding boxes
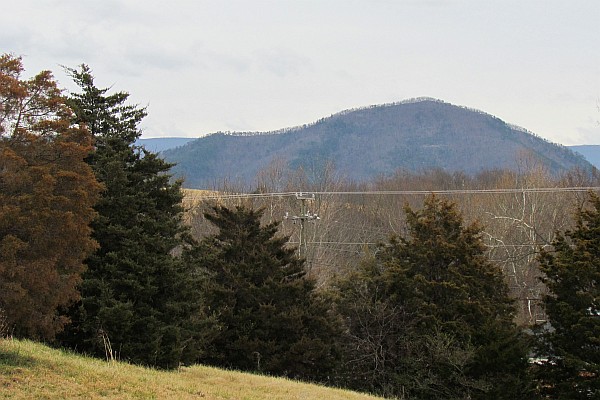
[1,54,598,399]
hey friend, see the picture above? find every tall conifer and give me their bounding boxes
[0,55,100,340]
[334,195,531,399]
[59,66,208,368]
[198,205,341,382]
[535,192,600,399]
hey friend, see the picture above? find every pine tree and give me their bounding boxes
[535,192,600,399]
[0,54,101,340]
[334,195,531,399]
[198,205,341,382]
[59,65,210,369]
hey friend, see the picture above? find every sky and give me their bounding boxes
[2,0,599,145]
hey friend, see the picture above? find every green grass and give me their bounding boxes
[0,339,382,399]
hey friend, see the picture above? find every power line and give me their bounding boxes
[288,241,548,248]
[288,241,378,246]
[284,193,320,260]
[188,187,600,200]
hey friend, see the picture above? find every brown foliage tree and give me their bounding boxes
[0,54,101,340]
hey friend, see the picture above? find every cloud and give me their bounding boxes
[253,48,312,78]
[4,0,599,143]
[203,49,252,74]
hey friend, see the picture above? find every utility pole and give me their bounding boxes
[284,193,320,263]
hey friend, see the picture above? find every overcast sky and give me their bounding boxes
[3,0,599,144]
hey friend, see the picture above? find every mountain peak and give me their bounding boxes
[161,100,594,188]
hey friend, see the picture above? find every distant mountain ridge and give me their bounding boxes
[156,99,595,188]
[570,145,600,169]
[140,138,600,170]
[137,137,194,153]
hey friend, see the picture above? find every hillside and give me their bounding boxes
[0,339,382,400]
[161,99,594,189]
[138,136,600,171]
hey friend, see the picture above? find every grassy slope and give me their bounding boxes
[0,339,381,400]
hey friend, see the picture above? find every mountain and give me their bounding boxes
[161,99,595,188]
[137,137,195,153]
[569,145,600,169]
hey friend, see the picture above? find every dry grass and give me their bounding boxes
[181,189,221,209]
[0,339,382,400]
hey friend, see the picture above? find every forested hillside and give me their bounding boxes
[140,139,600,169]
[162,99,594,188]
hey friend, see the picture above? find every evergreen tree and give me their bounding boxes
[0,54,100,340]
[198,205,341,382]
[334,195,531,399]
[535,192,600,399]
[59,65,210,369]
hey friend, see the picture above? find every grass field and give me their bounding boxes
[0,339,382,399]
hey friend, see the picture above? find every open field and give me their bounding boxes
[0,339,382,400]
